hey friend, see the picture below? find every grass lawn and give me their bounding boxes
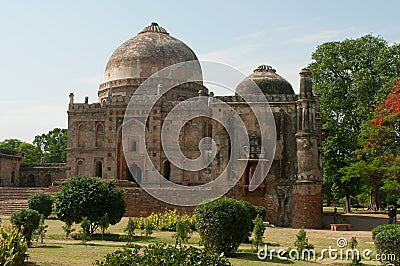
[1,216,383,265]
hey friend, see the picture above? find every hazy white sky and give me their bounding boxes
[1,0,399,142]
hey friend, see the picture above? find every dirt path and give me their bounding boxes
[323,211,397,231]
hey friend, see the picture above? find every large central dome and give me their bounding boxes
[104,22,200,82]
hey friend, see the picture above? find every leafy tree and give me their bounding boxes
[33,128,67,163]
[345,82,400,210]
[195,197,252,256]
[53,176,126,236]
[0,139,42,163]
[28,193,53,218]
[309,35,400,212]
[10,209,41,247]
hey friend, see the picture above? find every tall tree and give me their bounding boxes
[309,35,400,212]
[33,128,67,163]
[356,82,400,208]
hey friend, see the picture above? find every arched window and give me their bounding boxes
[77,160,84,176]
[78,123,85,147]
[163,160,171,181]
[95,161,103,178]
[95,123,104,147]
[11,167,15,184]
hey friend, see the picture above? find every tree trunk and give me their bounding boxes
[344,188,352,213]
[369,186,383,211]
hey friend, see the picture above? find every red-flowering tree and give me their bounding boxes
[348,82,400,209]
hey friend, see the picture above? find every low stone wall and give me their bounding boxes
[20,163,67,187]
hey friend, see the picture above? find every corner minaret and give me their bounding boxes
[292,67,323,228]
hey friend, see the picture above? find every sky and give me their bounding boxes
[0,0,399,143]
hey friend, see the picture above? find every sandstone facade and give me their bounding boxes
[65,23,323,228]
[0,148,23,186]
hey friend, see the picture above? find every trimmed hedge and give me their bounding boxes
[372,224,400,266]
[95,243,231,266]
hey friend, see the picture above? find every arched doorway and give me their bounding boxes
[163,160,171,181]
[95,161,103,178]
[11,167,15,185]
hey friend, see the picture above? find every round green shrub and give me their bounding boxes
[10,209,41,246]
[373,224,400,265]
[95,243,231,266]
[372,224,400,240]
[195,197,252,256]
[28,193,53,218]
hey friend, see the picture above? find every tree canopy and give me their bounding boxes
[33,128,67,163]
[309,34,400,212]
[0,128,67,163]
[53,176,126,235]
[0,139,42,163]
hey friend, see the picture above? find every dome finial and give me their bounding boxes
[254,65,276,73]
[139,22,169,35]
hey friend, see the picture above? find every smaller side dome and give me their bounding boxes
[236,65,294,95]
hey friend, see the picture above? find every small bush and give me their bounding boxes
[252,214,266,251]
[28,193,53,218]
[124,217,136,244]
[0,225,28,265]
[99,214,110,241]
[34,214,48,244]
[195,197,253,256]
[95,243,231,266]
[294,227,314,256]
[373,224,400,265]
[172,218,192,246]
[10,209,41,246]
[62,221,75,239]
[372,224,400,240]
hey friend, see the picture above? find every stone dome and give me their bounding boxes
[236,65,294,95]
[104,22,201,82]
